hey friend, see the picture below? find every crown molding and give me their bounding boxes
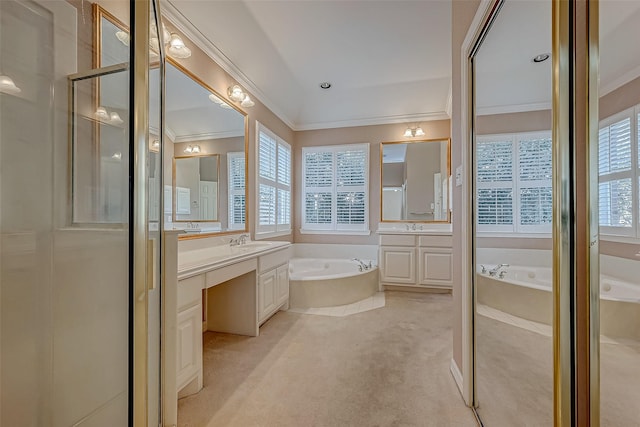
[476,101,551,116]
[600,65,640,98]
[293,111,451,132]
[162,1,297,130]
[445,80,453,118]
[173,130,244,143]
[165,126,176,142]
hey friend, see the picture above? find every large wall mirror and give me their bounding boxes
[380,139,451,222]
[95,6,248,236]
[162,60,247,235]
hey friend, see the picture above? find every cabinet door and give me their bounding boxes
[380,246,416,284]
[258,269,277,322]
[418,247,453,287]
[176,304,201,390]
[276,264,289,306]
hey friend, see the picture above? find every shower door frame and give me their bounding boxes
[461,0,600,425]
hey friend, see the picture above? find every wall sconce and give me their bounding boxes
[403,125,425,138]
[150,139,160,152]
[0,75,21,95]
[184,144,200,154]
[95,106,123,125]
[227,84,255,108]
[116,22,191,59]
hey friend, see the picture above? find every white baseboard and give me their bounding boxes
[450,358,464,398]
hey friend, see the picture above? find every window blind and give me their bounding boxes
[227,152,245,229]
[302,144,369,232]
[256,123,291,235]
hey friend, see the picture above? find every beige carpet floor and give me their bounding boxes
[177,291,477,427]
[476,313,640,426]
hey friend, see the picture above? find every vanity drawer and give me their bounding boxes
[258,247,292,273]
[418,235,452,248]
[379,234,416,246]
[178,274,204,311]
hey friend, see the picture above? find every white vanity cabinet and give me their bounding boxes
[176,274,204,397]
[379,232,453,289]
[257,249,290,324]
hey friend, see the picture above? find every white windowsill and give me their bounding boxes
[299,229,371,236]
[476,232,551,239]
[600,234,640,244]
[255,230,292,240]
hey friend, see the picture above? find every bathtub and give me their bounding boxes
[289,258,379,308]
[477,265,640,340]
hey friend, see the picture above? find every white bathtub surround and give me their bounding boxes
[288,292,386,317]
[289,258,379,308]
[477,264,640,340]
[292,243,378,262]
[476,248,551,268]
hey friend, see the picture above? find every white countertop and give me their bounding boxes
[178,241,291,279]
[376,228,452,236]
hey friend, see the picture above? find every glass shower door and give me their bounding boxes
[0,0,160,424]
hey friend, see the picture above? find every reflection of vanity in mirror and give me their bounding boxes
[380,139,451,223]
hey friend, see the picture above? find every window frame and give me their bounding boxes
[598,106,639,239]
[255,122,292,239]
[301,143,370,235]
[476,131,553,235]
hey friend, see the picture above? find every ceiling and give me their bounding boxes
[164,0,452,131]
[475,0,640,115]
[160,0,640,132]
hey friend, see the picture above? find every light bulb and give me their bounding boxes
[167,33,191,58]
[152,139,160,148]
[403,127,413,137]
[0,75,21,95]
[209,93,223,104]
[241,95,255,108]
[110,112,123,125]
[112,152,122,160]
[184,145,193,154]
[95,106,109,120]
[115,30,130,46]
[228,85,245,102]
[191,145,201,154]
[415,126,425,136]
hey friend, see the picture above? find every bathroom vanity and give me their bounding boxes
[377,229,453,290]
[163,233,291,425]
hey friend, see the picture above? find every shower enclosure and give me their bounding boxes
[0,0,164,424]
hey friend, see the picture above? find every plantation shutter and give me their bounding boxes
[256,123,291,235]
[302,144,369,232]
[518,136,552,229]
[476,138,514,230]
[227,152,245,230]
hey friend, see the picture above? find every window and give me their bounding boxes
[476,132,552,234]
[301,144,369,234]
[256,123,291,237]
[227,152,246,230]
[598,107,639,238]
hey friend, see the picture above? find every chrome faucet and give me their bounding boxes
[352,258,369,271]
[489,264,509,276]
[238,234,249,245]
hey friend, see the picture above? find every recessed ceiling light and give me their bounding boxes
[319,82,331,89]
[533,53,550,63]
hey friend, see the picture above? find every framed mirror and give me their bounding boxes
[380,138,451,222]
[164,60,247,236]
[173,154,220,222]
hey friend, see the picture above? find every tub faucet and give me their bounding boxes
[489,264,509,276]
[352,258,368,271]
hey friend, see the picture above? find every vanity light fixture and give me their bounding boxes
[227,84,255,108]
[151,139,160,151]
[112,152,122,160]
[209,93,233,109]
[403,125,425,138]
[184,144,201,154]
[0,75,21,95]
[115,23,191,59]
[95,106,124,125]
[115,30,130,46]
[167,33,192,59]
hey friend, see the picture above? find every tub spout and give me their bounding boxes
[489,263,509,276]
[352,258,368,270]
